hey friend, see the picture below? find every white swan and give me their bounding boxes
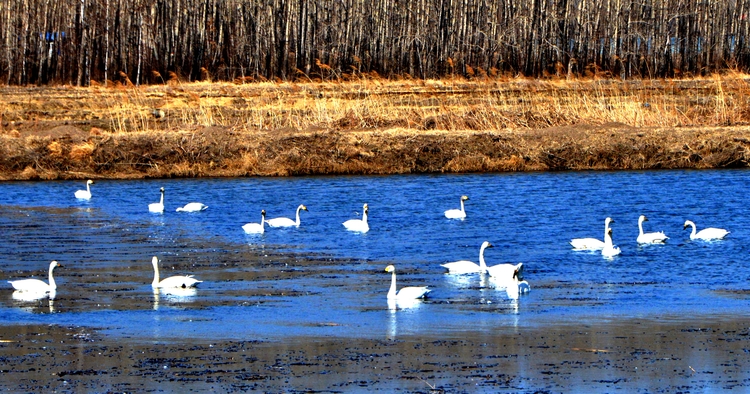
[75,180,94,200]
[441,241,492,274]
[266,204,308,227]
[343,203,369,233]
[637,215,668,244]
[444,195,469,219]
[570,217,613,250]
[176,202,207,212]
[684,220,729,241]
[487,262,530,299]
[242,210,266,234]
[385,265,430,300]
[148,187,165,213]
[602,227,621,257]
[151,256,201,289]
[8,261,62,292]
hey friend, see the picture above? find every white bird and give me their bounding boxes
[385,265,430,300]
[266,204,308,228]
[441,241,492,274]
[487,262,530,299]
[570,217,613,250]
[8,261,62,293]
[176,202,208,212]
[637,215,668,244]
[148,187,165,213]
[602,227,621,257]
[242,210,266,234]
[444,195,469,219]
[486,261,524,280]
[343,203,369,233]
[684,220,729,241]
[151,256,201,289]
[75,180,94,200]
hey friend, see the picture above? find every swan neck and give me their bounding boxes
[388,270,397,298]
[295,207,301,225]
[638,219,644,236]
[460,199,465,213]
[689,223,697,238]
[48,263,57,289]
[604,231,613,248]
[86,182,91,193]
[479,246,487,271]
[159,191,164,205]
[152,261,160,286]
[362,210,368,224]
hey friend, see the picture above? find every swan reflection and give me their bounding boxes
[12,290,56,313]
[152,287,198,310]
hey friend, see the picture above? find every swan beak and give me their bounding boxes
[683,224,688,229]
[487,242,494,248]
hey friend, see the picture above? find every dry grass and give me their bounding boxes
[1,74,750,179]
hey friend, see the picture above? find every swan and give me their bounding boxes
[441,241,492,274]
[444,195,469,219]
[602,227,621,257]
[242,210,266,234]
[684,220,729,241]
[637,215,668,244]
[148,187,165,213]
[75,180,94,200]
[570,217,613,250]
[176,202,208,212]
[343,203,369,233]
[266,204,308,228]
[8,261,62,292]
[487,262,530,299]
[385,265,430,300]
[151,256,201,289]
[486,261,524,280]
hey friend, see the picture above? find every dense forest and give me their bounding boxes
[2,0,750,85]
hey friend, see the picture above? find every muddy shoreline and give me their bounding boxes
[2,123,750,181]
[2,316,748,392]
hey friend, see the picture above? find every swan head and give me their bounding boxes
[159,187,165,193]
[87,180,94,185]
[607,227,613,236]
[300,205,308,212]
[639,215,647,223]
[261,209,266,218]
[480,241,493,250]
[605,217,614,225]
[384,264,395,273]
[683,220,693,229]
[151,256,159,266]
[460,195,469,201]
[50,261,62,269]
[513,263,524,280]
[363,204,369,214]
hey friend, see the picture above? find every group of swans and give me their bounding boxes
[75,182,208,213]
[8,257,201,300]
[440,241,530,296]
[243,205,310,234]
[571,215,729,257]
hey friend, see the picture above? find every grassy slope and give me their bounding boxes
[1,76,749,180]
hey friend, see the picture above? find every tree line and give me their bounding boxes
[2,0,750,86]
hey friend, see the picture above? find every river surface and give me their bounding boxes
[1,170,749,342]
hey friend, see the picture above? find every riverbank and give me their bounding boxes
[1,77,750,180]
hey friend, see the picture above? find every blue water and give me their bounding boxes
[1,170,749,341]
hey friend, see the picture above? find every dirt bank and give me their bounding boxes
[2,79,750,180]
[2,317,748,392]
[1,123,749,180]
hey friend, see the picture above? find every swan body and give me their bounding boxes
[176,202,207,212]
[151,256,201,289]
[441,241,492,274]
[343,203,369,233]
[602,227,621,257]
[242,210,266,234]
[684,220,729,241]
[487,262,530,299]
[8,261,62,292]
[148,187,165,213]
[385,265,430,300]
[637,215,668,244]
[487,262,524,280]
[570,217,613,250]
[75,180,94,200]
[444,195,469,219]
[266,204,308,228]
